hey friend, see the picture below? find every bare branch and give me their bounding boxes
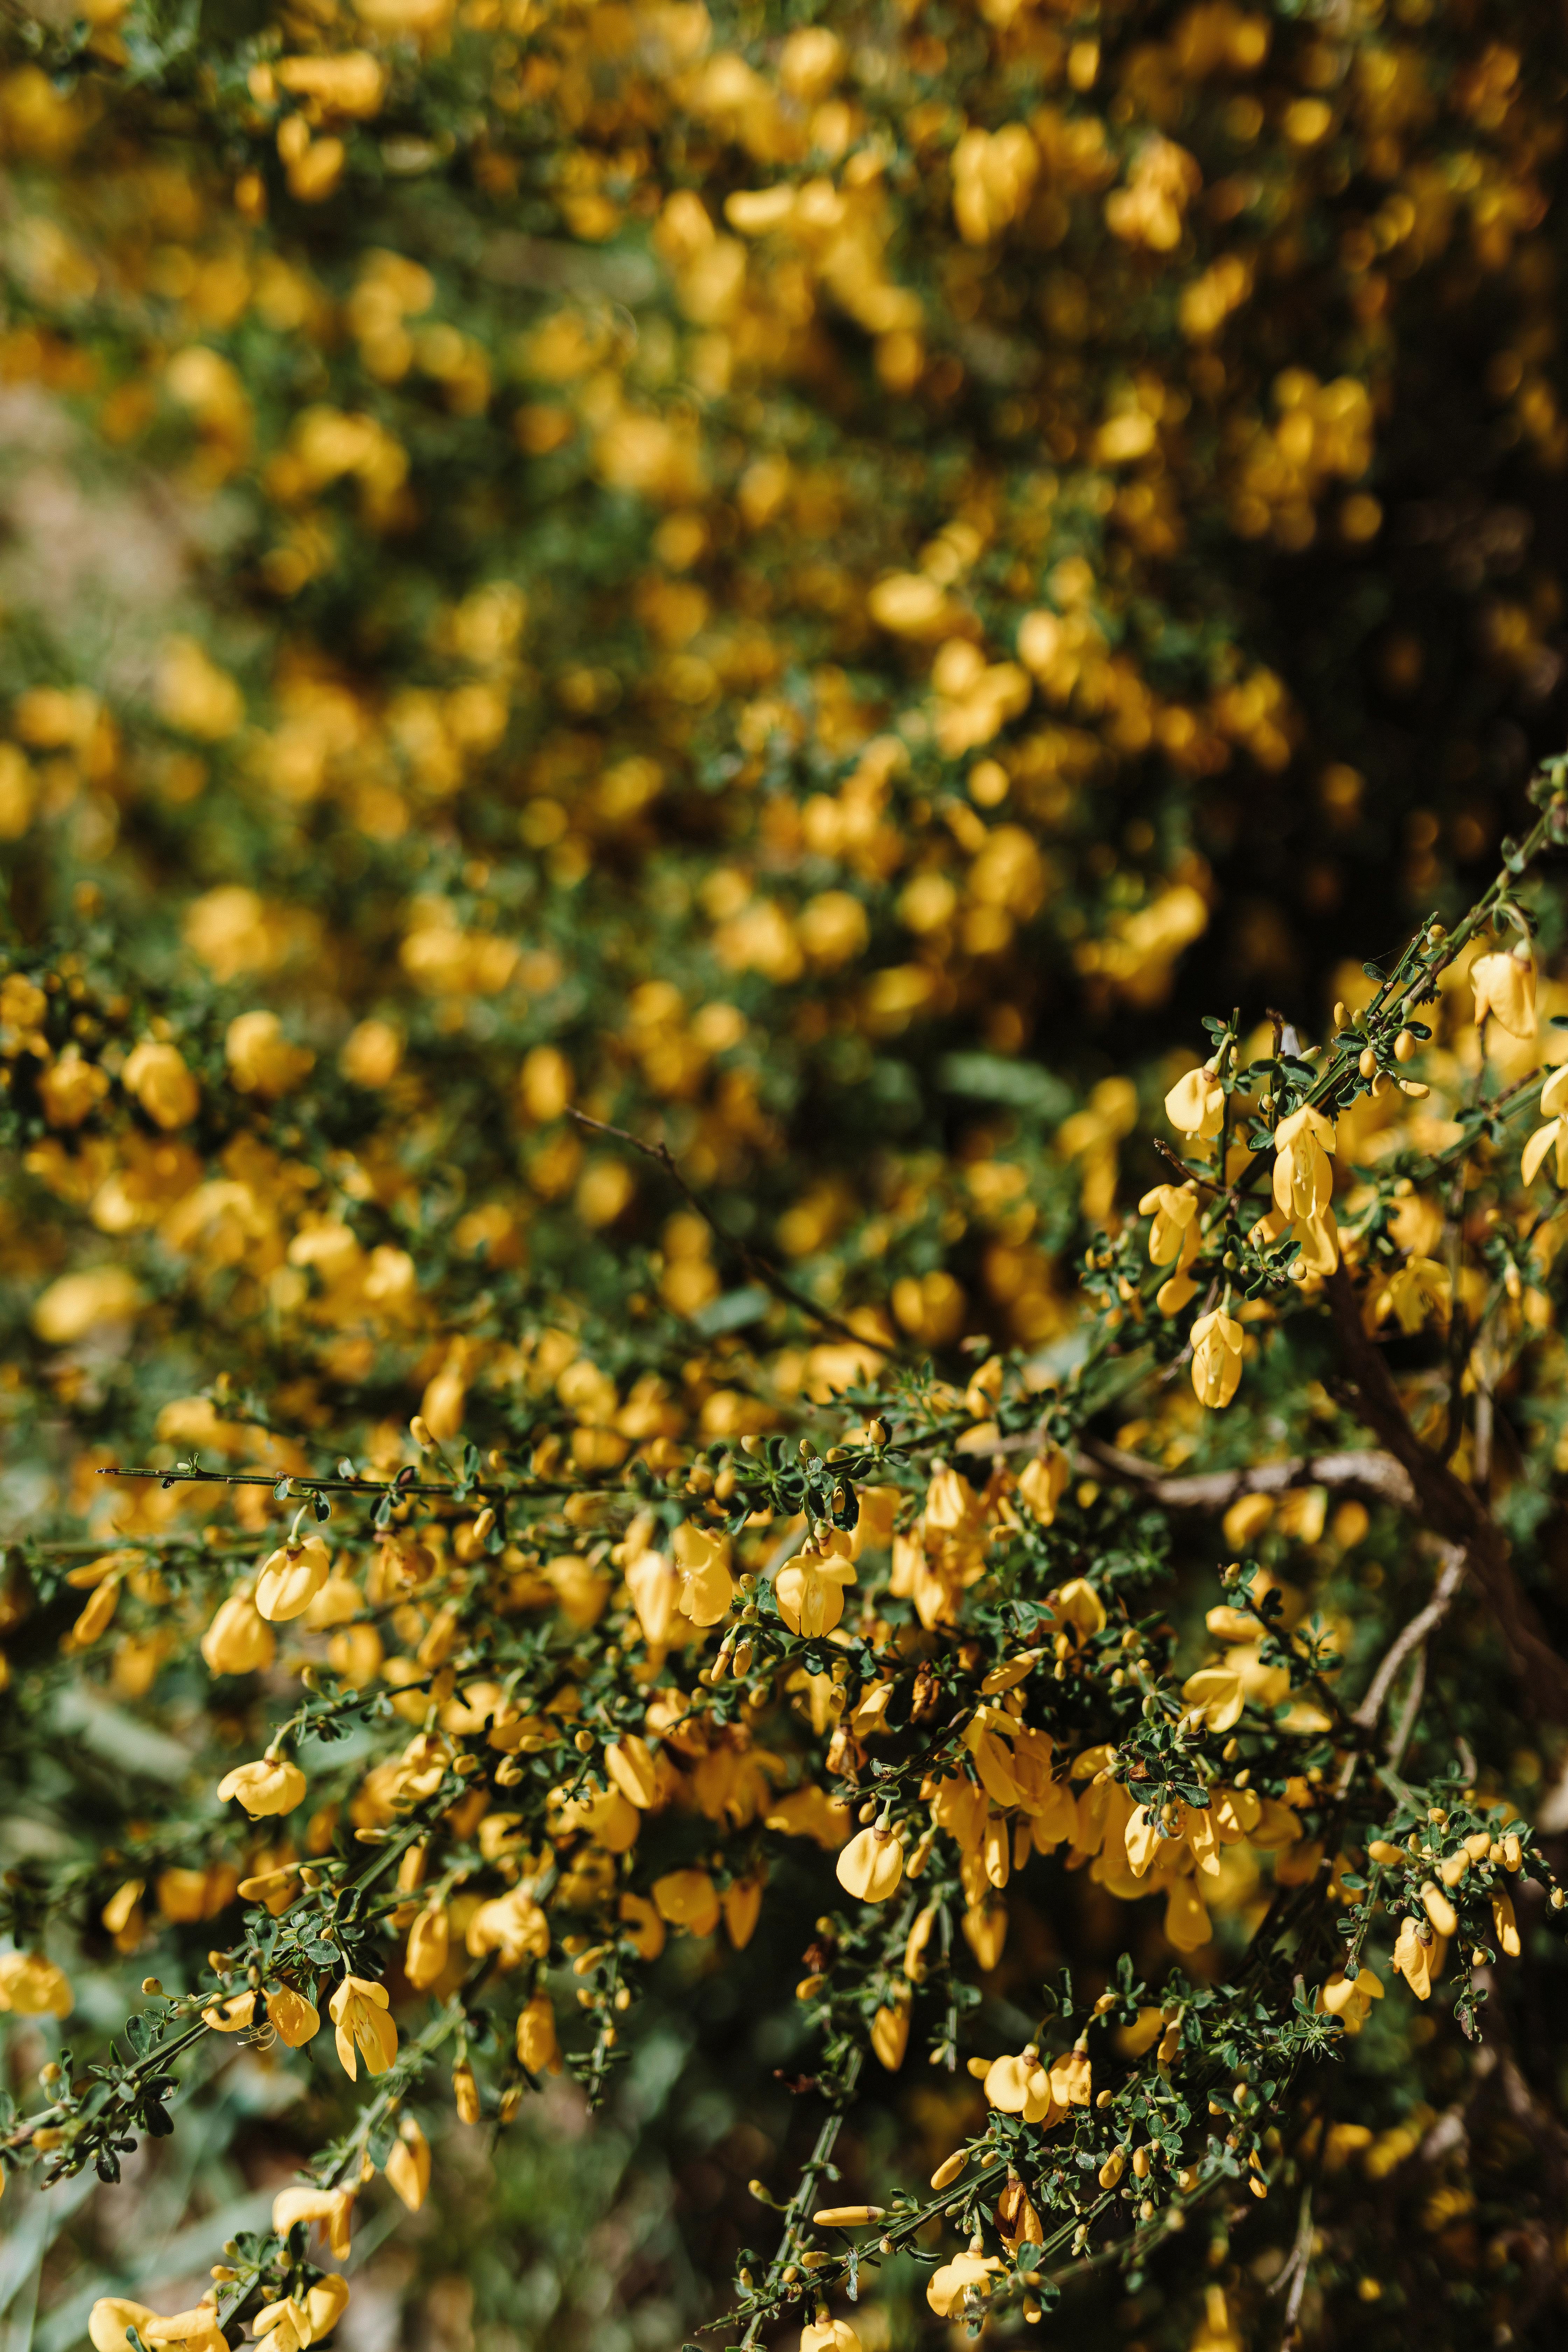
[1324,1267,1568,1723]
[568,1108,900,1359]
[1078,1435,1416,1513]
[1352,1544,1465,1732]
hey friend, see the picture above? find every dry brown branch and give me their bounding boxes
[1077,1435,1416,1513]
[1324,1267,1568,1723]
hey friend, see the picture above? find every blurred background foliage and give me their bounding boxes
[4,0,1568,2345]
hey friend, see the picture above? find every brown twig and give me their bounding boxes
[1077,1435,1416,1513]
[568,1108,900,1358]
[1351,1544,1466,1733]
[1323,1266,1568,1722]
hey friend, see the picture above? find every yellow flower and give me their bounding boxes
[465,1887,549,1966]
[1164,1874,1212,1952]
[122,1038,201,1128]
[200,1588,276,1675]
[1156,1268,1200,1316]
[870,1992,910,2070]
[652,1867,721,1935]
[1015,1444,1069,1522]
[386,2115,432,2211]
[775,1547,857,1636]
[1164,1064,1224,1139]
[265,1983,321,2046]
[801,2322,862,2352]
[961,1897,1007,1970]
[835,1825,905,1902]
[1139,1180,1200,1269]
[983,2050,1057,2123]
[255,1535,331,1623]
[0,1950,74,2017]
[1190,1307,1243,1408]
[624,1547,680,1646]
[1052,1577,1107,1634]
[1492,1886,1521,1956]
[138,2307,227,2352]
[619,1890,667,1959]
[1369,1255,1450,1334]
[101,1878,144,1938]
[926,2251,1002,2318]
[202,1989,257,2032]
[723,1873,764,1948]
[327,1973,398,2079]
[1471,946,1536,1038]
[516,1988,562,2074]
[1391,1913,1444,2000]
[1181,1664,1245,1732]
[1272,1104,1335,1223]
[38,1045,110,1129]
[301,2277,349,2346]
[405,1904,449,1989]
[1292,1208,1339,1278]
[453,2059,480,2122]
[1190,2285,1243,2352]
[671,1521,734,1625]
[250,2292,310,2352]
[603,1734,659,1809]
[90,2303,160,2352]
[272,2183,355,2258]
[225,1009,314,1098]
[1522,1064,1568,1184]
[1316,1966,1384,2033]
[217,1756,307,1818]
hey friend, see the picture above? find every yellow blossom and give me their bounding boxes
[1015,1445,1070,1522]
[0,1950,74,2016]
[1316,1967,1384,2033]
[1190,1307,1243,1408]
[122,1039,201,1128]
[1272,1104,1335,1224]
[652,1867,721,1935]
[1522,1064,1568,1184]
[1140,1180,1200,1271]
[836,1825,905,1902]
[328,1973,398,2079]
[217,1756,307,1817]
[265,1983,321,2046]
[272,2183,355,2257]
[405,1904,449,1988]
[870,1992,910,2070]
[775,1546,857,1637]
[201,1588,276,1675]
[1471,946,1536,1038]
[1181,1665,1245,1731]
[516,1989,562,2074]
[926,2251,1002,2318]
[671,1521,734,1625]
[1164,1064,1224,1139]
[1391,1914,1445,2000]
[801,2322,862,2352]
[255,1535,331,1622]
[202,1989,257,2032]
[386,2115,432,2210]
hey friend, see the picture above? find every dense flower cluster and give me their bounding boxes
[5,4,1568,2350]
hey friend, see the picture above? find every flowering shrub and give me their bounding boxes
[5,4,1568,2350]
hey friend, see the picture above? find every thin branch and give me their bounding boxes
[98,1466,573,1501]
[1323,1266,1568,1723]
[1078,1436,1416,1512]
[1351,1545,1465,1731]
[1385,1647,1428,1775]
[568,1108,900,1357]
